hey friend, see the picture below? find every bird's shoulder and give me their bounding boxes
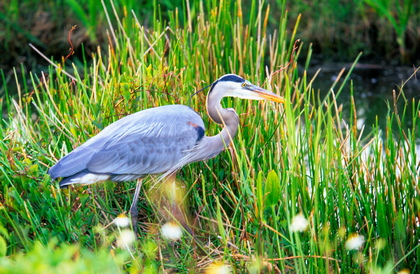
[130,104,203,126]
[48,105,205,178]
[118,104,202,134]
[83,105,205,175]
[82,104,204,147]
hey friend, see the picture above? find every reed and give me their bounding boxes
[0,0,418,272]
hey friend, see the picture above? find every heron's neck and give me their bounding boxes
[206,94,239,146]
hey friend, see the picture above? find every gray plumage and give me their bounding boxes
[49,105,209,186]
[48,74,284,228]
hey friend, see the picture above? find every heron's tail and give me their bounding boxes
[55,170,110,188]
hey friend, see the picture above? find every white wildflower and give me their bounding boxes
[117,229,136,248]
[161,221,183,241]
[290,213,309,232]
[114,214,131,228]
[345,234,365,250]
[205,262,232,274]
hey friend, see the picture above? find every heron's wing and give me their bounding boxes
[49,105,205,179]
[48,143,103,179]
[87,124,203,175]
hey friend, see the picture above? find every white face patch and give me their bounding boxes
[70,173,110,185]
[215,81,262,100]
[230,89,266,100]
[226,86,266,100]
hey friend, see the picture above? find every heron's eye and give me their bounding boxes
[241,83,247,88]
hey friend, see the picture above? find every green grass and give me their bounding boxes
[1,0,419,272]
[1,0,419,72]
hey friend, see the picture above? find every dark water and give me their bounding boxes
[307,63,420,138]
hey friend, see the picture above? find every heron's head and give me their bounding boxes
[208,74,285,104]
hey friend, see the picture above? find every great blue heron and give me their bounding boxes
[48,74,284,229]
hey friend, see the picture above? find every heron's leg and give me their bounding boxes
[130,179,143,234]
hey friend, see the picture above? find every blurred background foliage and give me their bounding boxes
[0,0,419,272]
[1,0,419,74]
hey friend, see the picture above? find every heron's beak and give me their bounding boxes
[250,85,285,104]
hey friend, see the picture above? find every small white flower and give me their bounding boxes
[290,213,309,232]
[117,229,136,248]
[345,234,365,250]
[205,262,232,274]
[114,214,131,227]
[161,221,183,241]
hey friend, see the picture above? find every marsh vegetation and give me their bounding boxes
[0,0,419,272]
